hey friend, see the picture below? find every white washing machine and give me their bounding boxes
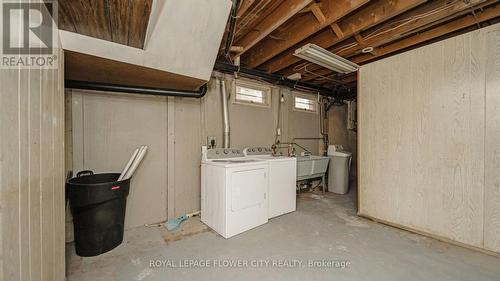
[243,147,297,218]
[201,147,269,238]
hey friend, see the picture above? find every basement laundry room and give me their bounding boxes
[2,1,500,281]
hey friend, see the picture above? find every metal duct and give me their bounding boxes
[220,79,230,148]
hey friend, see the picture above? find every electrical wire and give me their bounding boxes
[292,0,467,80]
[235,0,273,37]
[333,0,462,55]
[293,63,343,83]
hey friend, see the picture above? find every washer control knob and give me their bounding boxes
[258,148,262,152]
[223,149,228,154]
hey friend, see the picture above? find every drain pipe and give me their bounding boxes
[220,79,230,148]
[65,80,208,98]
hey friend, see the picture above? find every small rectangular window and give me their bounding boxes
[294,94,317,113]
[234,82,270,107]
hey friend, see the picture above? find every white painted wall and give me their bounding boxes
[359,23,500,254]
[0,51,66,280]
[69,74,322,228]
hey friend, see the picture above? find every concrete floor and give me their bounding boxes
[66,191,500,281]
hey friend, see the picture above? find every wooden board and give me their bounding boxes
[484,30,500,253]
[359,28,486,248]
[58,0,152,49]
[64,51,207,91]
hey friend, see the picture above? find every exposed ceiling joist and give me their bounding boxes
[299,0,493,82]
[233,0,286,41]
[352,3,500,65]
[235,0,313,55]
[260,0,426,73]
[296,0,494,81]
[241,0,369,68]
[237,0,256,18]
[310,3,327,23]
[308,3,500,86]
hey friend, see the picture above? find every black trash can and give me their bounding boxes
[67,170,130,257]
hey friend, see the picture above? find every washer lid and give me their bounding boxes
[328,151,352,157]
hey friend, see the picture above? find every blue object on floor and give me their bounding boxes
[165,215,188,231]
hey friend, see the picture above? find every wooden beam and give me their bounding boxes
[234,0,286,40]
[330,23,344,39]
[335,0,489,58]
[353,33,366,47]
[237,0,256,18]
[241,0,369,68]
[236,0,313,55]
[299,0,491,81]
[310,3,327,23]
[352,4,500,65]
[230,46,244,53]
[64,51,206,91]
[260,0,426,73]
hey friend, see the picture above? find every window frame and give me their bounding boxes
[292,92,318,114]
[233,80,272,108]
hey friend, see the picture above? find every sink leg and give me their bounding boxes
[322,175,326,194]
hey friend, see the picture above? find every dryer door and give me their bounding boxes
[226,165,268,238]
[231,168,266,211]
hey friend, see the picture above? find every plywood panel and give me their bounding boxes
[359,28,486,248]
[64,51,207,92]
[0,64,21,281]
[18,69,30,280]
[29,67,43,280]
[174,98,202,216]
[75,91,168,228]
[55,49,66,281]
[58,0,152,48]
[484,30,500,253]
[0,51,65,280]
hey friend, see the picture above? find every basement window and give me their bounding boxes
[293,93,317,113]
[234,82,271,107]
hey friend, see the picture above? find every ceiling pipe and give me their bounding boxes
[214,61,355,98]
[65,80,208,98]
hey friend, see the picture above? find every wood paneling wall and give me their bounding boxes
[484,29,500,253]
[0,50,65,280]
[69,74,321,227]
[359,24,500,254]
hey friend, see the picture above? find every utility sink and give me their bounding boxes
[296,156,330,181]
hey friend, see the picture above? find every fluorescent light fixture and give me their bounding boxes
[294,43,359,74]
[287,72,302,80]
